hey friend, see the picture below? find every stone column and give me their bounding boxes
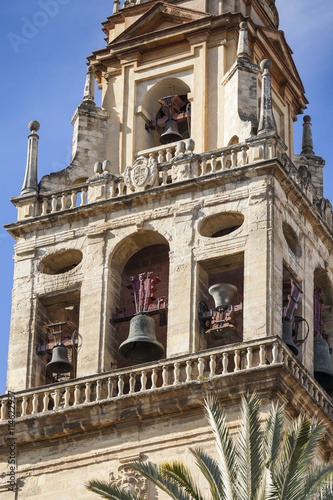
[21,120,40,195]
[301,115,314,156]
[257,60,276,135]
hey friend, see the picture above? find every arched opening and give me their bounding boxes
[108,231,170,375]
[139,78,191,150]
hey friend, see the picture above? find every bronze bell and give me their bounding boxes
[119,313,164,364]
[160,118,182,145]
[46,343,74,374]
[282,318,298,355]
[314,337,333,397]
[208,283,237,311]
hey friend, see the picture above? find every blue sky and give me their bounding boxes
[0,0,332,394]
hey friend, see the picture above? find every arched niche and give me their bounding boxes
[108,231,170,371]
[138,78,191,151]
[313,267,333,338]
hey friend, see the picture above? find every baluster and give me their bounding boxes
[211,155,217,172]
[161,166,168,185]
[231,150,237,168]
[53,389,60,410]
[0,400,5,420]
[70,190,77,208]
[222,352,228,375]
[51,195,58,213]
[173,363,180,385]
[241,147,247,165]
[85,382,91,403]
[21,396,27,417]
[186,361,192,383]
[162,365,169,387]
[41,198,48,215]
[108,377,114,399]
[294,365,300,381]
[209,355,216,377]
[96,380,102,401]
[198,357,205,378]
[158,150,164,163]
[234,350,240,372]
[221,153,226,170]
[61,192,67,211]
[43,392,49,412]
[110,180,116,198]
[259,344,266,366]
[129,373,135,394]
[32,393,38,414]
[246,347,253,370]
[118,178,124,196]
[151,369,158,390]
[141,370,147,391]
[74,385,80,405]
[64,386,70,408]
[201,159,207,176]
[81,188,88,205]
[166,148,172,162]
[118,375,124,396]
[272,342,279,364]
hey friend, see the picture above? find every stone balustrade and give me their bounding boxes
[1,337,332,421]
[12,136,329,224]
[39,183,89,215]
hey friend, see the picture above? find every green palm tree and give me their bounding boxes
[86,394,333,499]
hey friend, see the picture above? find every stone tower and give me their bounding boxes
[1,0,332,497]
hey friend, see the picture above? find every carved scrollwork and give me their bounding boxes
[124,155,158,193]
[110,464,148,498]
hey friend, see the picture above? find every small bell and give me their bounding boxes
[314,336,333,396]
[160,118,182,145]
[208,283,238,311]
[282,318,298,355]
[46,343,74,374]
[119,314,164,364]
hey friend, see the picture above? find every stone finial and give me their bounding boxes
[113,0,120,14]
[257,59,276,135]
[83,65,95,103]
[21,121,40,195]
[237,21,249,60]
[301,115,314,156]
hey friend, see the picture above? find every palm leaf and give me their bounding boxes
[190,447,226,500]
[304,464,333,499]
[129,461,193,500]
[204,398,237,500]
[235,393,264,500]
[161,461,206,500]
[85,480,142,500]
[263,403,284,467]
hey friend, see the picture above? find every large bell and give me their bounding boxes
[160,118,182,145]
[208,283,237,311]
[314,337,333,396]
[282,318,298,355]
[119,314,164,364]
[46,343,74,374]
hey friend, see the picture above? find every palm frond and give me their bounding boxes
[190,447,226,500]
[273,415,312,500]
[204,398,237,500]
[255,467,279,500]
[263,403,284,467]
[129,461,193,500]
[235,393,264,500]
[304,464,333,499]
[85,480,141,500]
[161,461,206,500]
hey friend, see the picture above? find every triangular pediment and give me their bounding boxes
[112,2,210,44]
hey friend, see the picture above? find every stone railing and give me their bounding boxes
[13,136,320,222]
[1,337,332,421]
[39,183,89,215]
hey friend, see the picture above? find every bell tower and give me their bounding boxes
[1,0,332,497]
